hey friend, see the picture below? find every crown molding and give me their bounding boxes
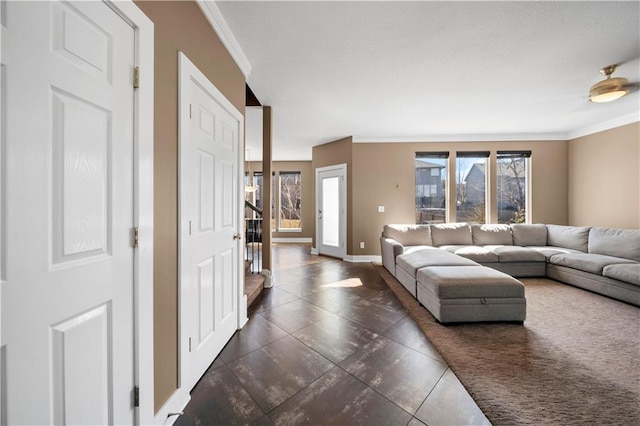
[567,113,639,140]
[196,0,252,78]
[352,133,568,143]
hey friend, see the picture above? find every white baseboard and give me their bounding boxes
[343,255,382,263]
[154,388,190,425]
[272,237,312,243]
[239,293,248,329]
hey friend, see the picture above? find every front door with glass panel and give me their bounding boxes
[316,164,346,258]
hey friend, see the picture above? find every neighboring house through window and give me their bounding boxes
[415,150,531,225]
[456,151,489,223]
[415,152,448,224]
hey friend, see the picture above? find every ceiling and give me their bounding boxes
[216,1,640,161]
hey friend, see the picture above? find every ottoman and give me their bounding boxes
[396,249,478,297]
[416,266,526,323]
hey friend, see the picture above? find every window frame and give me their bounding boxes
[415,152,449,224]
[455,151,489,224]
[496,150,531,224]
[277,170,302,232]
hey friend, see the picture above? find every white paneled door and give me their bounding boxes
[2,1,136,424]
[179,53,241,392]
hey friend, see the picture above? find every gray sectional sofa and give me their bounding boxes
[381,223,640,307]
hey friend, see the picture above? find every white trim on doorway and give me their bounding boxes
[161,51,247,426]
[0,4,4,423]
[105,2,155,424]
[0,1,154,424]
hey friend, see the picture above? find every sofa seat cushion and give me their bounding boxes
[451,246,500,263]
[588,227,640,262]
[492,246,546,263]
[528,246,583,261]
[438,245,471,253]
[404,245,435,255]
[417,266,525,299]
[396,248,478,277]
[602,264,640,286]
[549,253,637,275]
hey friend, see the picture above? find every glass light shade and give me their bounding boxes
[245,185,258,193]
[589,77,630,103]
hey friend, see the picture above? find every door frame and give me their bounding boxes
[0,1,154,424]
[176,51,247,410]
[315,163,347,259]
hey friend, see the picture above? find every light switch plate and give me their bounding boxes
[378,206,385,213]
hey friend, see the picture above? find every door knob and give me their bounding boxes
[233,233,242,240]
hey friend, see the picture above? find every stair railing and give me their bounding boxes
[244,200,262,274]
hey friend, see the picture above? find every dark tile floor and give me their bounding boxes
[176,244,490,426]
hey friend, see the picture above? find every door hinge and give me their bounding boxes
[133,386,140,407]
[133,67,140,89]
[133,227,139,248]
[189,103,192,119]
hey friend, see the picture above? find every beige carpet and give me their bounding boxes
[374,264,640,425]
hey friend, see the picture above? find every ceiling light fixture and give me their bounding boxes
[589,64,630,103]
[245,149,258,193]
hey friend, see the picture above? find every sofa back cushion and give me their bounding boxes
[431,223,473,246]
[546,225,591,252]
[471,224,513,246]
[383,224,433,246]
[588,227,640,261]
[511,224,548,246]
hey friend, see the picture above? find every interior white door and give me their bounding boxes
[179,53,240,390]
[1,2,136,424]
[316,164,347,258]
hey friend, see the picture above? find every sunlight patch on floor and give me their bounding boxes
[320,278,363,288]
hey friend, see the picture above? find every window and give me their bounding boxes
[456,151,489,223]
[415,152,448,224]
[279,171,302,230]
[497,151,530,224]
[271,172,276,230]
[244,171,251,204]
[253,172,263,211]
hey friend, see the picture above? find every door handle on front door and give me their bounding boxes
[233,233,242,240]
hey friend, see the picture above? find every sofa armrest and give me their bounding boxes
[381,237,404,276]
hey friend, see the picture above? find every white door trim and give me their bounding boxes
[0,1,154,424]
[167,51,246,425]
[315,163,347,259]
[107,2,155,424]
[0,3,4,424]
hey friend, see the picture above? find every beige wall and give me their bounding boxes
[246,161,314,240]
[311,137,353,249]
[568,122,640,229]
[348,140,568,256]
[134,0,245,412]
